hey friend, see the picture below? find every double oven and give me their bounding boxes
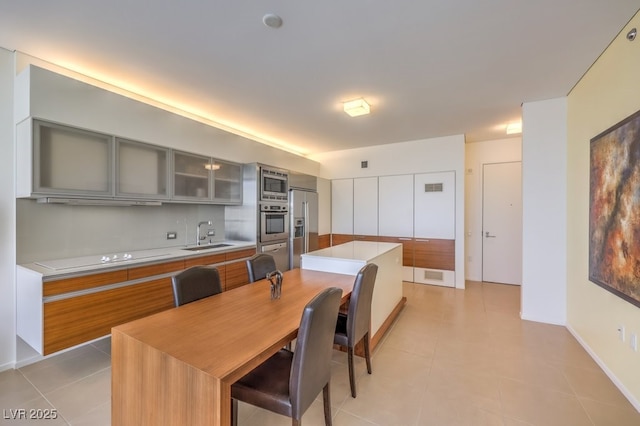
[258,166,290,271]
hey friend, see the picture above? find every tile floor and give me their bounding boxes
[2,281,640,425]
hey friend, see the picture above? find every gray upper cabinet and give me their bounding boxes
[17,118,242,205]
[32,119,113,197]
[172,150,211,201]
[117,139,170,199]
[211,159,242,204]
[172,151,243,204]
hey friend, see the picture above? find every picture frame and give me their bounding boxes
[589,108,640,308]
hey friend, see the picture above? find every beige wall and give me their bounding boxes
[567,12,640,406]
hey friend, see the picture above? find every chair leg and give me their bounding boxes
[292,419,300,426]
[323,382,333,426]
[363,332,372,374]
[347,346,356,398]
[231,398,238,426]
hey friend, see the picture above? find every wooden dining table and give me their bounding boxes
[111,268,355,426]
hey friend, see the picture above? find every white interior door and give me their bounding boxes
[482,162,522,285]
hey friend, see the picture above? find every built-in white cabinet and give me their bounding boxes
[378,174,414,237]
[353,177,378,236]
[331,178,354,234]
[414,171,455,239]
[29,120,113,197]
[117,138,170,199]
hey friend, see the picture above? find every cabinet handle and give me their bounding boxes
[398,238,412,241]
[416,239,431,242]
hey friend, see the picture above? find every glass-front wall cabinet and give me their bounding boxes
[34,120,113,197]
[172,152,243,204]
[117,139,170,199]
[211,159,242,204]
[173,151,211,200]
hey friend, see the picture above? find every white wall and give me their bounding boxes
[521,97,567,325]
[0,47,16,371]
[464,137,522,281]
[310,135,466,288]
[567,11,640,408]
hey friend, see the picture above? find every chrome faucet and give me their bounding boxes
[196,220,213,246]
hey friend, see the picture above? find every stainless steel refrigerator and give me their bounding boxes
[289,189,319,269]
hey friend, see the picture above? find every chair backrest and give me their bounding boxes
[289,287,342,419]
[245,253,277,283]
[346,263,378,346]
[171,266,222,307]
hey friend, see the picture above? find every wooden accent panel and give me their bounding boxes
[331,233,355,246]
[225,247,256,261]
[43,278,175,355]
[43,270,128,297]
[378,236,415,267]
[317,234,331,249]
[354,235,379,242]
[225,260,249,291]
[128,260,185,281]
[414,238,455,271]
[112,329,221,426]
[184,253,226,268]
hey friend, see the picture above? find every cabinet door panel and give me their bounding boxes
[34,120,113,196]
[43,278,174,355]
[414,171,455,239]
[353,177,378,236]
[211,160,243,204]
[117,139,169,199]
[173,151,211,200]
[379,175,414,237]
[331,179,353,234]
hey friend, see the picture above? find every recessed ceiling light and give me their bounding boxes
[343,98,371,117]
[506,122,522,135]
[263,13,283,29]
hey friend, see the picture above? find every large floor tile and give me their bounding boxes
[44,368,111,424]
[0,370,41,409]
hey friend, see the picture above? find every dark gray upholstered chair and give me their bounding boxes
[231,287,343,426]
[334,263,378,398]
[171,266,223,307]
[245,253,277,283]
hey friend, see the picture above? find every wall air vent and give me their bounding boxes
[424,270,444,281]
[424,183,444,193]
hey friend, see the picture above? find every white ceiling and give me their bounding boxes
[0,1,638,156]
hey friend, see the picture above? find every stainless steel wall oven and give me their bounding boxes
[260,203,289,243]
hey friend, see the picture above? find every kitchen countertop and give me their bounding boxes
[18,240,256,279]
[301,241,401,263]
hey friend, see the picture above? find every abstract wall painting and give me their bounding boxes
[589,109,640,308]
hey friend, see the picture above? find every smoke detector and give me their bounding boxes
[263,14,283,29]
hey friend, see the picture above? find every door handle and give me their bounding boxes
[485,232,496,238]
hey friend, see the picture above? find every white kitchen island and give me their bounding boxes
[301,241,405,347]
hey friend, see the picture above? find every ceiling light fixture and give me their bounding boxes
[506,122,522,135]
[343,98,371,117]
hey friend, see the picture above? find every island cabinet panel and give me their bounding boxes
[43,278,175,355]
[43,269,128,297]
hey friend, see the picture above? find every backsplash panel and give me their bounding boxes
[16,199,227,263]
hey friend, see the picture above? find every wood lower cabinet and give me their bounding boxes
[378,236,415,267]
[318,234,331,249]
[21,246,258,356]
[413,239,455,271]
[331,234,355,246]
[44,278,175,355]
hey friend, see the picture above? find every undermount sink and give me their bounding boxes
[181,243,234,252]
